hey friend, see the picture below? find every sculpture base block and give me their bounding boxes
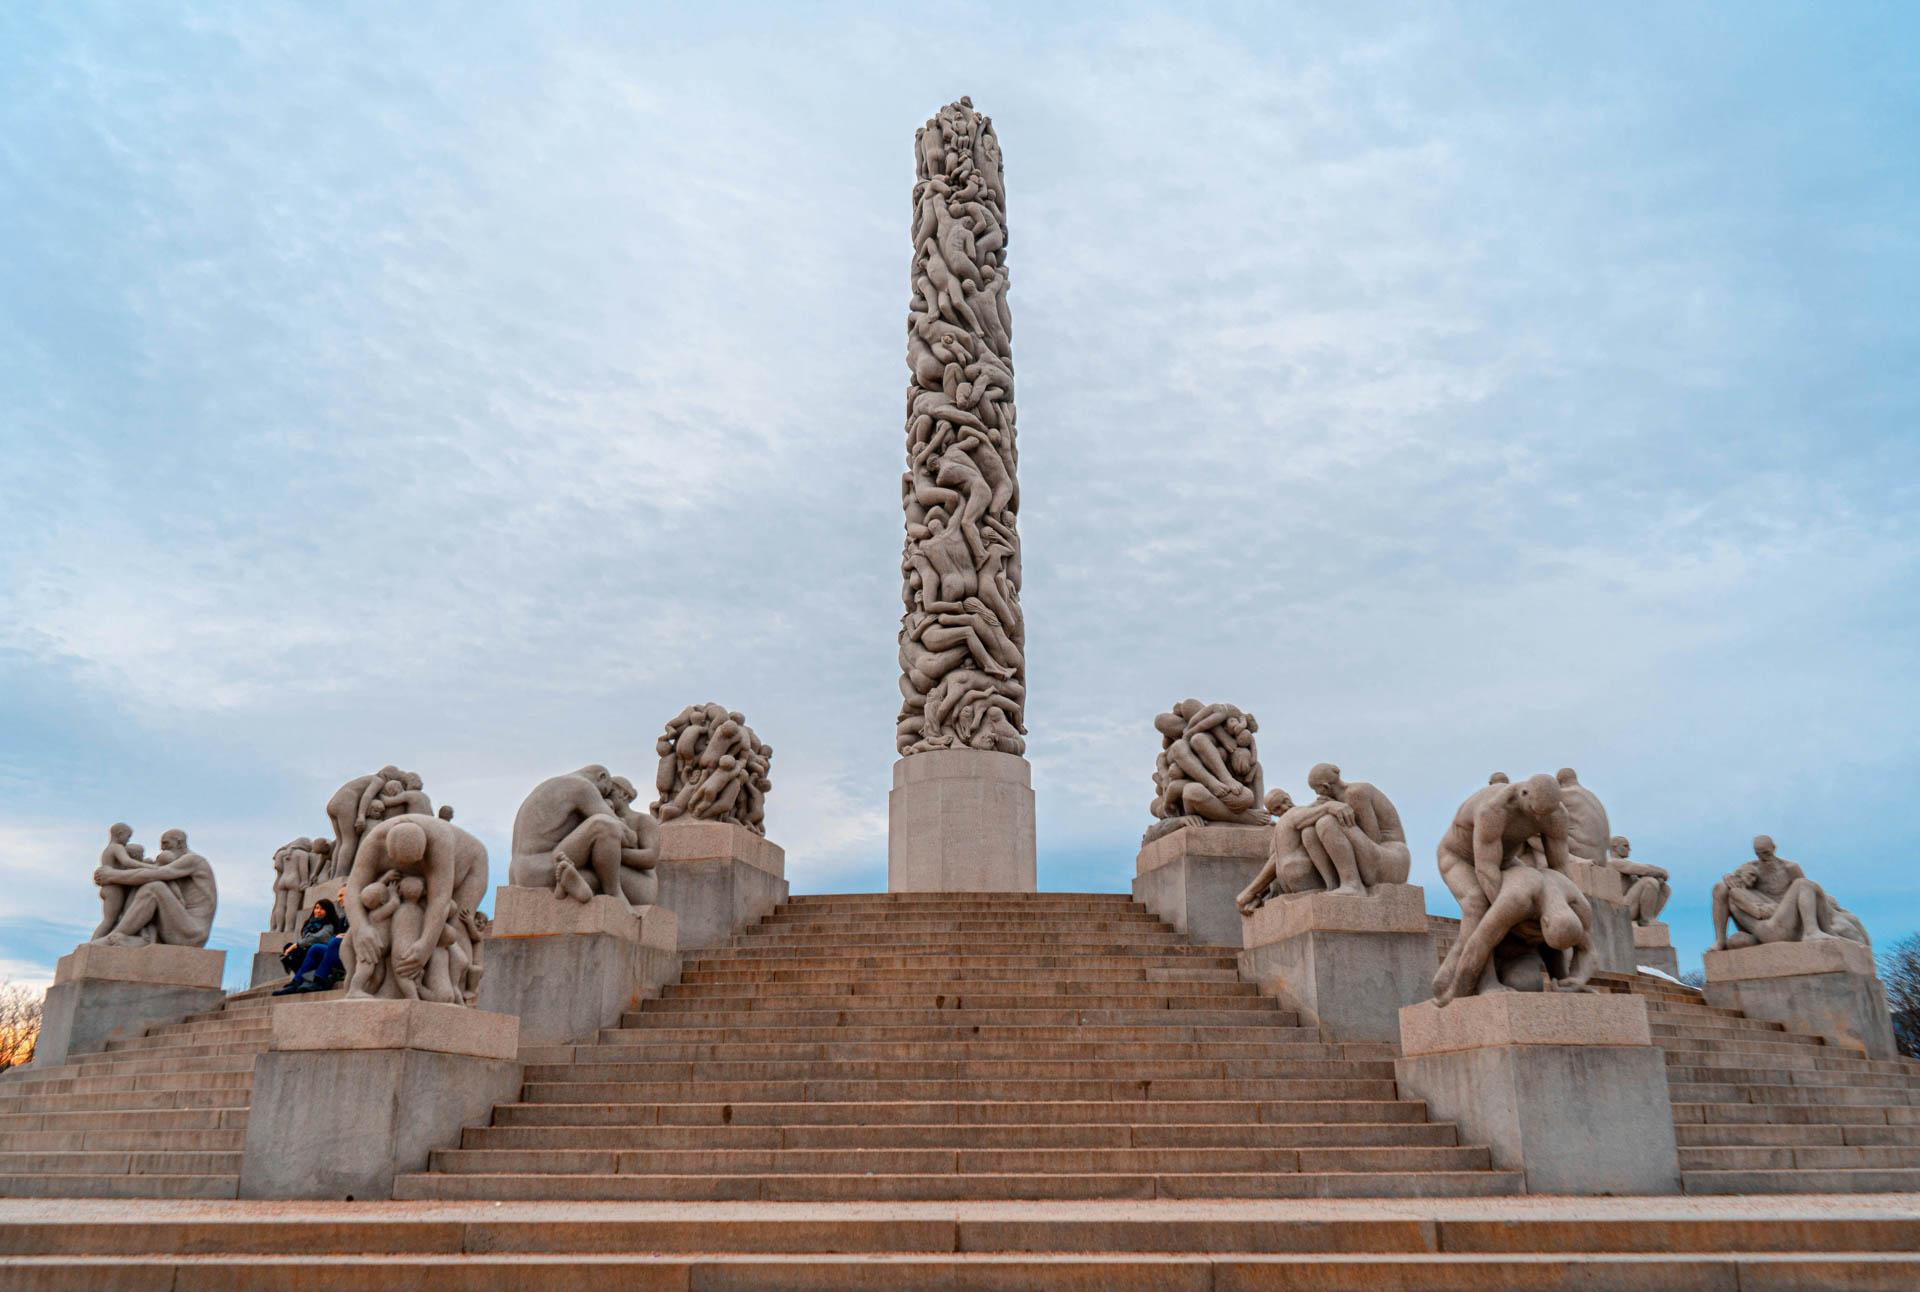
[301,880,339,911]
[888,750,1036,893]
[1565,862,1635,975]
[1704,940,1894,1058]
[478,889,681,1045]
[1634,921,1680,978]
[1396,993,1680,1196]
[239,1000,521,1200]
[251,930,312,989]
[1133,824,1270,947]
[654,822,788,948]
[1238,885,1435,1043]
[35,944,227,1068]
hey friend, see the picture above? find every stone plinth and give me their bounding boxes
[1633,921,1680,978]
[477,888,681,1045]
[1704,940,1894,1058]
[35,943,227,1068]
[301,879,339,910]
[1237,884,1435,1043]
[654,820,789,948]
[1132,824,1269,948]
[1395,993,1681,1196]
[888,750,1036,893]
[239,999,521,1200]
[250,931,295,989]
[1564,861,1635,975]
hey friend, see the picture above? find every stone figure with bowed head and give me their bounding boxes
[1711,835,1871,951]
[606,775,661,906]
[1606,837,1671,925]
[269,837,312,934]
[1430,775,1572,998]
[1235,789,1344,914]
[90,828,218,948]
[1293,763,1412,898]
[340,814,487,1004]
[508,765,643,913]
[1431,864,1596,1005]
[1555,768,1611,866]
[323,764,408,880]
[92,824,150,940]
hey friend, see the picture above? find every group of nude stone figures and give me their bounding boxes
[654,704,773,835]
[896,97,1027,760]
[1155,700,1869,1005]
[89,824,218,948]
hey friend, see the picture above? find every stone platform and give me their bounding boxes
[5,1195,1920,1287]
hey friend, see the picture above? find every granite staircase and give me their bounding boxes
[402,891,1524,1200]
[0,983,340,1199]
[1597,971,1920,1194]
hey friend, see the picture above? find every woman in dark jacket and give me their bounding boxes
[274,899,347,995]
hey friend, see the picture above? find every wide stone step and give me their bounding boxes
[1667,1081,1914,1108]
[688,951,1241,972]
[427,1144,1494,1177]
[9,1055,256,1083]
[1685,1166,1920,1194]
[0,1090,247,1114]
[0,1129,245,1153]
[725,934,1190,950]
[520,1078,1401,1104]
[1677,1101,1920,1127]
[660,980,1264,1000]
[522,1058,1395,1084]
[1679,1144,1920,1171]
[491,1098,1431,1128]
[0,1070,251,1102]
[1676,1121,1920,1147]
[679,966,1238,985]
[0,1173,239,1199]
[463,1120,1460,1151]
[394,1168,1525,1201]
[10,1206,1920,1258]
[700,942,1232,962]
[0,1149,240,1177]
[621,1007,1301,1029]
[1666,1064,1918,1091]
[647,992,1273,1012]
[537,1040,1383,1064]
[588,1023,1332,1046]
[0,1108,247,1134]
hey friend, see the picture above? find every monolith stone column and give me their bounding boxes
[888,96,1035,892]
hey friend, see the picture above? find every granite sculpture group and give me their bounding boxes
[89,824,217,948]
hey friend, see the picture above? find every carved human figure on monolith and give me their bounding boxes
[1712,835,1870,951]
[269,837,317,934]
[653,704,774,834]
[93,824,149,940]
[1236,789,1343,914]
[341,814,487,1005]
[90,828,218,948]
[1295,764,1411,897]
[1431,775,1576,998]
[1144,700,1268,843]
[509,765,650,913]
[1606,836,1671,925]
[895,97,1028,758]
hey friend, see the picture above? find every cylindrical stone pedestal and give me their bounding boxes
[35,943,227,1068]
[477,887,680,1045]
[888,750,1036,892]
[1704,940,1895,1058]
[1396,992,1681,1195]
[1238,884,1436,1042]
[1634,921,1680,978]
[654,821,788,948]
[1132,824,1268,947]
[239,999,521,1200]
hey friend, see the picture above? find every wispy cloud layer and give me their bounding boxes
[1,3,1915,975]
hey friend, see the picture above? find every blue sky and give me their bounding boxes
[2,3,1915,990]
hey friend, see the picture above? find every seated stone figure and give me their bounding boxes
[509,765,653,913]
[1236,789,1347,914]
[91,828,218,948]
[1712,835,1870,951]
[1293,764,1411,898]
[1606,836,1671,925]
[1144,700,1268,843]
[1433,864,1596,1005]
